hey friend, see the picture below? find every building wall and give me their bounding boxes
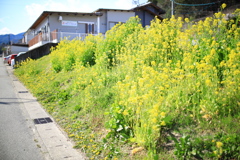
[23,33,34,44]
[98,11,108,33]
[145,6,156,13]
[25,10,139,47]
[48,14,99,34]
[135,10,155,27]
[26,11,136,41]
[10,45,28,54]
[107,11,135,30]
[144,11,155,26]
[35,18,48,34]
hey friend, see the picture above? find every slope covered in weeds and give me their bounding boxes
[15,7,240,160]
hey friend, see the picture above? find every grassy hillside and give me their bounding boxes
[15,7,240,160]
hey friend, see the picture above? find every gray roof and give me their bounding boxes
[26,3,165,31]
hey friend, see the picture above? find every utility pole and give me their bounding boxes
[171,0,174,16]
[132,0,139,6]
[8,34,10,45]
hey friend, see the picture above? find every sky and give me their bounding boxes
[0,0,148,35]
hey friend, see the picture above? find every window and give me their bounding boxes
[85,24,94,34]
[109,22,119,29]
[109,22,124,29]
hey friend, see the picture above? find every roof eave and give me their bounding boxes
[27,11,103,31]
[28,11,49,30]
[132,2,166,15]
[93,8,133,13]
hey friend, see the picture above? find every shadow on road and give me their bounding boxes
[0,98,37,105]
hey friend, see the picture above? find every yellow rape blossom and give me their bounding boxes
[185,18,190,23]
[160,121,166,126]
[160,112,166,117]
[216,141,223,148]
[123,110,129,115]
[152,118,157,124]
[152,125,158,131]
[205,79,212,86]
[221,3,227,9]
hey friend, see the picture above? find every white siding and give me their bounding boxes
[99,11,108,33]
[10,46,28,54]
[48,14,98,34]
[35,18,48,34]
[107,11,135,30]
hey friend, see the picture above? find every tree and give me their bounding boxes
[149,0,172,18]
[148,0,240,19]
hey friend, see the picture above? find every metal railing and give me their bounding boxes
[29,33,43,47]
[29,30,99,47]
[52,31,98,41]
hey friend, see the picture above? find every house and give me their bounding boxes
[3,43,28,56]
[22,2,165,51]
[133,2,165,26]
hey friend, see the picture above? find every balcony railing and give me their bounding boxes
[29,29,99,49]
[29,32,43,47]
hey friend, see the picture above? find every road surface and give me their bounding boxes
[0,59,45,159]
[0,58,85,160]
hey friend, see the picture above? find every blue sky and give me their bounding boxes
[0,0,148,35]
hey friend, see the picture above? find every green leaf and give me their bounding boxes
[192,149,196,155]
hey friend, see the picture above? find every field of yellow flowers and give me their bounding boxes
[15,7,240,160]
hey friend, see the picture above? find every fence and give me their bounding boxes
[52,31,99,41]
[15,43,58,65]
[29,30,99,47]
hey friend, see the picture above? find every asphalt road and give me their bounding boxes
[0,59,44,160]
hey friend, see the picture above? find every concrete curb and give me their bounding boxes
[6,65,86,160]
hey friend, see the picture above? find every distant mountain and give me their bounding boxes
[0,32,24,45]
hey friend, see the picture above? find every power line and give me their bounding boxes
[172,0,220,7]
[170,0,221,16]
